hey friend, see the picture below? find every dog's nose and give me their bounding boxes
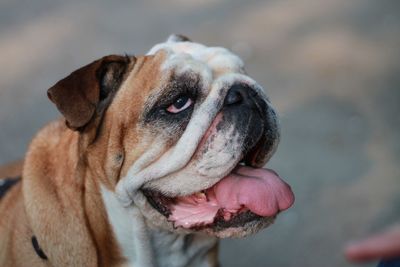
[224,84,247,106]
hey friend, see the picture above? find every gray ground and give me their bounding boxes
[0,0,399,266]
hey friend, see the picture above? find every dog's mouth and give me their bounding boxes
[141,162,294,230]
[141,106,294,231]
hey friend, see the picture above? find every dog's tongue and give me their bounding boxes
[212,166,294,216]
[169,166,294,228]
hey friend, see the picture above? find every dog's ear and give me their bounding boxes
[47,55,132,131]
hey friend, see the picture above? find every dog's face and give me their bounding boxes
[48,35,294,238]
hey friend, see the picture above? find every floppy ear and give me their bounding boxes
[47,55,132,131]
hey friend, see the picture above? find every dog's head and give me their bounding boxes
[47,35,294,238]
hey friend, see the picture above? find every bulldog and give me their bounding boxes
[0,35,294,267]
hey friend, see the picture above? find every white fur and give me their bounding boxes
[101,186,155,267]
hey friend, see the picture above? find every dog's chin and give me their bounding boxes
[203,216,275,238]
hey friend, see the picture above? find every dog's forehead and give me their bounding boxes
[147,41,245,79]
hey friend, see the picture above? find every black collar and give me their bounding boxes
[0,177,48,261]
[0,177,20,199]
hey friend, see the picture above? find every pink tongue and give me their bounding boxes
[211,166,294,217]
[168,166,295,228]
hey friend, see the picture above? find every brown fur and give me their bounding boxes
[0,160,23,179]
[0,51,211,267]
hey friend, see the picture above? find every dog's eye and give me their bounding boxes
[166,96,193,114]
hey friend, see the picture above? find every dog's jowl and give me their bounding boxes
[0,35,294,267]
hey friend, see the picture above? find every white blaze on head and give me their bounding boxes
[116,37,268,202]
[147,38,245,80]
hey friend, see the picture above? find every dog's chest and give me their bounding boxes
[150,230,217,267]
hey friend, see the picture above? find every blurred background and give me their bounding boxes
[0,0,399,266]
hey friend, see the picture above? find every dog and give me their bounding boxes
[0,34,294,267]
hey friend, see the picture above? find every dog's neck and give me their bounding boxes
[81,115,220,267]
[101,186,219,267]
[24,120,219,267]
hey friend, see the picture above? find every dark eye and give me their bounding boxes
[166,95,193,114]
